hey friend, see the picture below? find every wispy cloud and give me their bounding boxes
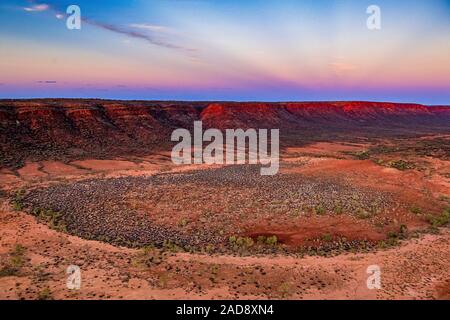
[24,0,195,54]
[24,3,49,12]
[37,80,57,84]
[129,23,173,33]
[85,18,194,52]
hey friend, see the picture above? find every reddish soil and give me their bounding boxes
[244,215,386,246]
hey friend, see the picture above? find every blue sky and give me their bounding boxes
[0,0,449,104]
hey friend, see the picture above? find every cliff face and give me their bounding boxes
[201,101,450,128]
[0,99,449,167]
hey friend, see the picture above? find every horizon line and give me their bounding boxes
[0,97,449,107]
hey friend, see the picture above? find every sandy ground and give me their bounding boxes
[0,141,449,300]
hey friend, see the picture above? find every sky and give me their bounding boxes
[0,0,449,104]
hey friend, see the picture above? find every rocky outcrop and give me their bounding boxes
[0,99,448,168]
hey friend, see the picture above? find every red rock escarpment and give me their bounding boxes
[0,99,448,167]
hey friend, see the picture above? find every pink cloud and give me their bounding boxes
[24,4,49,12]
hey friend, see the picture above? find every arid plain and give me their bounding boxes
[0,99,449,300]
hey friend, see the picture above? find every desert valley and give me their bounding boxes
[0,99,449,300]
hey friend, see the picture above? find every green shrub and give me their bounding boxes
[0,244,26,277]
[314,205,326,215]
[386,231,399,246]
[203,244,215,253]
[255,235,278,246]
[256,235,267,244]
[353,151,370,160]
[439,196,450,204]
[33,208,67,232]
[427,209,450,228]
[178,218,189,227]
[229,236,254,251]
[136,245,164,267]
[12,201,23,211]
[162,240,183,253]
[388,160,414,171]
[265,235,278,246]
[236,236,254,248]
[333,204,343,215]
[37,288,53,300]
[210,265,220,276]
[356,209,371,219]
[399,224,408,233]
[399,224,408,239]
[11,190,25,211]
[410,206,422,215]
[277,282,292,298]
